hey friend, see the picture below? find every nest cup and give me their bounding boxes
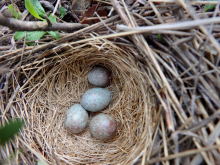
[1,41,155,164]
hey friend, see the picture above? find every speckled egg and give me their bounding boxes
[64,104,89,134]
[81,88,112,112]
[89,114,117,140]
[88,66,111,87]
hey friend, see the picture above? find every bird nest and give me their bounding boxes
[0,40,155,164]
[1,0,220,164]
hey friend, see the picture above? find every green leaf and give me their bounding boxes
[42,14,56,23]
[48,14,56,23]
[204,0,217,12]
[14,31,26,39]
[26,31,46,41]
[157,34,162,41]
[25,0,44,20]
[8,4,21,19]
[204,4,216,12]
[0,119,24,146]
[29,0,46,17]
[26,31,46,45]
[46,14,59,39]
[59,6,67,18]
[15,31,46,45]
[47,31,59,39]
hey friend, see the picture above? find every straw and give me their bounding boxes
[1,0,220,164]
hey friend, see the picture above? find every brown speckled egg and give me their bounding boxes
[65,104,89,134]
[88,66,111,87]
[89,114,117,140]
[81,88,112,112]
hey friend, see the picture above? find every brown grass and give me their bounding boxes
[1,0,220,164]
[0,41,154,164]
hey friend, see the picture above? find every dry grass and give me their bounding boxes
[1,0,220,164]
[0,41,154,164]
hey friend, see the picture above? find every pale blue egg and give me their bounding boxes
[88,66,111,87]
[65,104,89,133]
[81,88,112,112]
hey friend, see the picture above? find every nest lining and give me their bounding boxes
[1,41,155,164]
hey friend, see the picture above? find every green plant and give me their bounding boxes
[157,33,162,42]
[25,0,45,20]
[0,119,24,164]
[204,0,217,12]
[59,6,67,18]
[8,4,21,19]
[14,0,59,45]
[0,119,24,146]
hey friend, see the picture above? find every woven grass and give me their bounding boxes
[1,0,220,164]
[0,41,154,164]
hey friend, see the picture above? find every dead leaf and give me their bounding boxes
[79,5,107,24]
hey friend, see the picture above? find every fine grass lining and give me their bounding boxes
[0,0,220,164]
[0,41,154,164]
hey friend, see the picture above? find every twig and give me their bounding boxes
[94,12,131,43]
[178,0,220,55]
[145,69,175,131]
[40,1,59,15]
[17,32,27,80]
[149,0,219,4]
[0,15,120,60]
[149,1,164,24]
[52,0,61,16]
[116,17,220,32]
[2,85,20,118]
[110,0,132,26]
[145,106,162,161]
[68,12,80,22]
[191,0,219,117]
[161,116,170,165]
[132,11,154,26]
[43,15,52,27]
[0,46,12,50]
[146,144,220,164]
[162,91,175,132]
[108,7,115,17]
[0,13,88,32]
